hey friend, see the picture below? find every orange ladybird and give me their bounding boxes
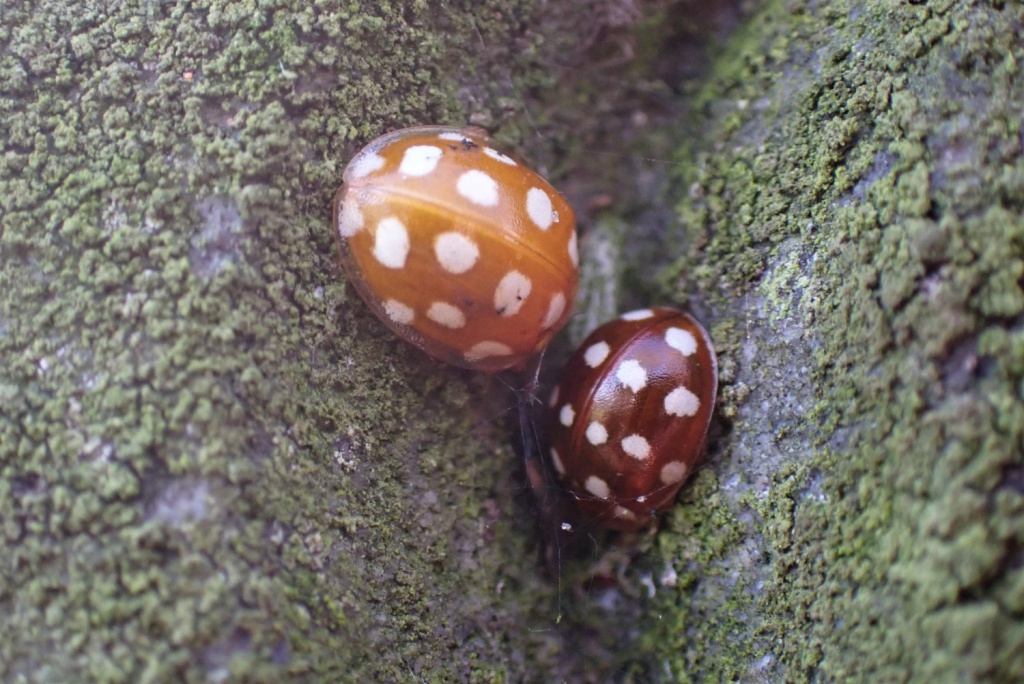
[547,308,717,530]
[334,126,579,373]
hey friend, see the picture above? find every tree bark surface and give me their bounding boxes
[1,1,1022,682]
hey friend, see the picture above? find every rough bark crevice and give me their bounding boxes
[2,0,1021,682]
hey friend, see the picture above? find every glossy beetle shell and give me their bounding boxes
[334,126,579,373]
[547,307,717,530]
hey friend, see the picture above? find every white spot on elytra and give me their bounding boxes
[621,309,653,321]
[665,386,700,417]
[665,327,698,356]
[438,131,466,141]
[613,506,636,520]
[399,145,443,176]
[621,434,651,460]
[348,151,385,179]
[526,188,553,230]
[542,292,566,329]
[484,147,517,165]
[383,299,414,325]
[457,169,499,207]
[549,386,560,408]
[559,404,575,427]
[616,359,647,393]
[426,301,466,329]
[373,217,410,269]
[494,271,532,317]
[586,421,608,445]
[659,461,690,484]
[337,200,364,237]
[550,447,566,476]
[464,341,513,361]
[568,231,578,267]
[584,475,610,499]
[434,232,479,274]
[584,341,610,368]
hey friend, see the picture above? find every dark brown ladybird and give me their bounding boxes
[546,308,717,530]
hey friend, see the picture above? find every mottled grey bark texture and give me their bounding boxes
[1,0,1022,682]
[651,1,1024,681]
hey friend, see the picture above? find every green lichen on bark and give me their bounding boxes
[622,0,1024,680]
[5,0,1022,680]
[0,0,596,681]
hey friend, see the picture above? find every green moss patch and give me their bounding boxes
[625,0,1024,680]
